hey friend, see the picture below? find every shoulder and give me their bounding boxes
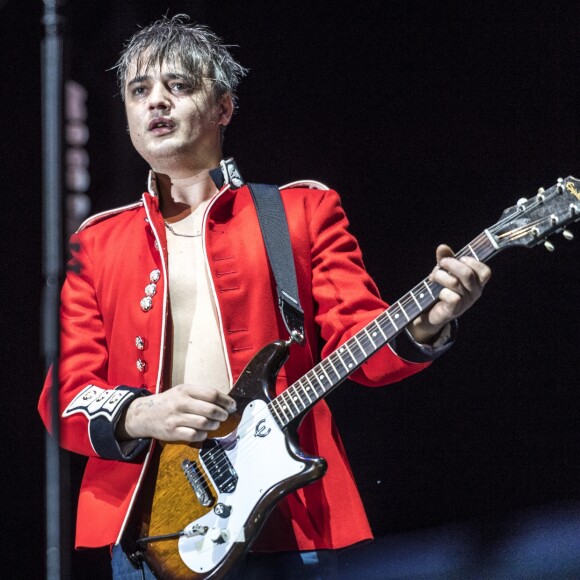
[76,199,145,235]
[275,179,345,217]
[277,179,339,206]
[279,179,330,192]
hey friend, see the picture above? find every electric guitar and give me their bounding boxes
[132,177,580,579]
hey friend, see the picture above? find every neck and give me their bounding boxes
[155,169,219,221]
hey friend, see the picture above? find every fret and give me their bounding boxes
[414,285,427,304]
[374,318,388,341]
[395,301,411,321]
[359,332,372,354]
[313,369,327,392]
[318,363,332,386]
[268,402,283,428]
[335,347,351,372]
[273,398,291,423]
[386,309,398,330]
[364,327,377,349]
[326,356,342,381]
[304,372,319,398]
[342,343,357,371]
[422,279,435,300]
[307,369,325,396]
[269,400,283,424]
[285,388,301,415]
[298,378,313,404]
[467,243,480,260]
[279,391,293,418]
[353,335,367,358]
[410,290,422,310]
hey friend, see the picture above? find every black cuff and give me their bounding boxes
[390,319,458,363]
[89,386,151,461]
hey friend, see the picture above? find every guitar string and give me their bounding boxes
[204,247,484,474]
[176,191,574,549]
[207,233,505,461]
[206,233,496,467]
[196,202,561,478]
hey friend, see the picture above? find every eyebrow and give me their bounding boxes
[127,75,150,88]
[126,72,192,88]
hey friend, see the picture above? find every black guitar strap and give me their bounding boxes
[210,158,305,345]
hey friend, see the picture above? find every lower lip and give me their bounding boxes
[149,125,175,135]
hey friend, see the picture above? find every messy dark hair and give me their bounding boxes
[114,14,247,105]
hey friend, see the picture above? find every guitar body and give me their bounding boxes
[137,340,328,579]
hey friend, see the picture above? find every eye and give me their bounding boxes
[130,85,147,97]
[171,82,193,94]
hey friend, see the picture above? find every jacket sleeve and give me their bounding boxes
[38,232,150,461]
[307,188,454,386]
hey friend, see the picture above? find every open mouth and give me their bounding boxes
[148,117,176,132]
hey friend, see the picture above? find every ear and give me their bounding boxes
[216,93,234,126]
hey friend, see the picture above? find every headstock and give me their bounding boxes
[489,177,580,251]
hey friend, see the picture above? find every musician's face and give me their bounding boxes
[123,58,232,172]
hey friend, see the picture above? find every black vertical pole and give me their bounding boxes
[41,1,67,578]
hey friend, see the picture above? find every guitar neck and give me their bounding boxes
[268,230,499,428]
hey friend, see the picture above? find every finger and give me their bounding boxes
[439,257,481,293]
[183,414,221,432]
[459,256,492,286]
[435,244,454,263]
[169,414,223,442]
[182,384,237,413]
[173,426,210,443]
[166,395,229,423]
[432,265,467,295]
[436,288,463,315]
[185,399,231,422]
[429,244,455,279]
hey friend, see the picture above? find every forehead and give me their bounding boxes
[125,55,190,81]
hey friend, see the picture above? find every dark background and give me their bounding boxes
[3,1,580,578]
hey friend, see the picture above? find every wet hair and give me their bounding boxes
[114,14,247,105]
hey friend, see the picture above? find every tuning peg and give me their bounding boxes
[517,198,528,208]
[544,240,555,252]
[563,229,574,241]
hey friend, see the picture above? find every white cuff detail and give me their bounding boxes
[62,384,135,422]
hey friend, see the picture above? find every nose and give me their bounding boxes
[148,82,171,109]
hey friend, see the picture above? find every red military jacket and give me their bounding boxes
[39,172,446,552]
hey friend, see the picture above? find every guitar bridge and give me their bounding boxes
[181,459,214,507]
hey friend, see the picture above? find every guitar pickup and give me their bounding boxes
[181,459,214,507]
[200,440,238,493]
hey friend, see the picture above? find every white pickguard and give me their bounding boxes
[178,399,305,574]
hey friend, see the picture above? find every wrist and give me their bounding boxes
[115,397,146,441]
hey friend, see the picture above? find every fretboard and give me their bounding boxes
[268,230,498,428]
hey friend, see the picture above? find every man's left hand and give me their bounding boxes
[409,244,492,344]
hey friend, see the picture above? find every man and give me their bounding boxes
[39,15,491,579]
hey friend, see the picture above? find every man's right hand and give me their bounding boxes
[117,384,237,443]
